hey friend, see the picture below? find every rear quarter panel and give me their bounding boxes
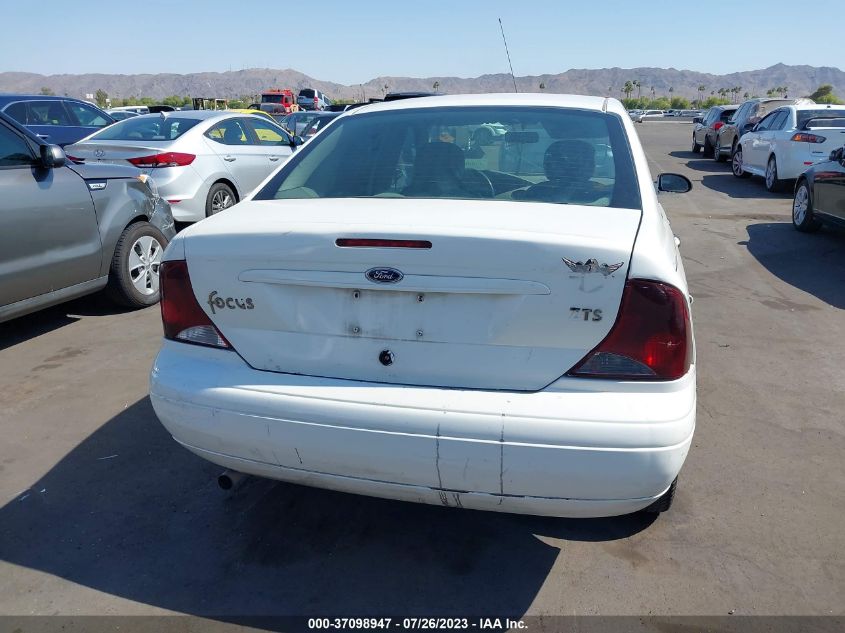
[90,178,170,276]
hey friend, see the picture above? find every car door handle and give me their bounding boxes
[38,134,50,140]
[223,155,236,162]
[269,155,280,161]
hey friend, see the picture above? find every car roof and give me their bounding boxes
[791,104,845,111]
[127,110,238,122]
[346,93,620,116]
[0,94,98,105]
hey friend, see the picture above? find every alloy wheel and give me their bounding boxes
[766,159,776,190]
[793,184,809,225]
[732,148,744,176]
[211,190,234,213]
[127,235,163,296]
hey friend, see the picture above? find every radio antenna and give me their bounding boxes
[498,18,518,93]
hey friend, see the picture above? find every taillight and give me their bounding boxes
[790,132,826,144]
[568,279,692,381]
[160,260,230,349]
[128,152,196,168]
[714,122,724,131]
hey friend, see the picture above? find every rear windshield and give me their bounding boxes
[255,106,641,209]
[299,89,315,99]
[798,110,845,128]
[89,116,201,141]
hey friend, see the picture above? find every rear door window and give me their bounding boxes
[3,102,28,124]
[27,101,72,126]
[205,118,251,145]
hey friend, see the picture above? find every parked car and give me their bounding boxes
[66,111,302,223]
[301,112,342,137]
[634,110,664,122]
[149,93,696,518]
[277,110,324,136]
[107,109,139,121]
[0,112,175,323]
[792,144,845,232]
[731,104,845,191]
[297,88,331,111]
[0,94,115,146]
[692,104,738,156]
[713,97,814,163]
[109,105,150,115]
[227,108,278,124]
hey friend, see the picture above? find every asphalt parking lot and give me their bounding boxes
[1,121,843,625]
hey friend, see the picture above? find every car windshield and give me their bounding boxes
[798,110,845,128]
[89,116,201,141]
[255,105,641,209]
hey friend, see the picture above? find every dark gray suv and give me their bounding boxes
[0,112,176,323]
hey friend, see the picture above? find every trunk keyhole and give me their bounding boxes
[379,350,394,366]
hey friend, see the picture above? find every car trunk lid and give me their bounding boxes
[183,198,641,391]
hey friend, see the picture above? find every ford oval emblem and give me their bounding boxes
[365,267,404,284]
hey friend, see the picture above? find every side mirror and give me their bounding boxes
[290,135,304,147]
[693,117,703,124]
[40,144,66,168]
[830,147,844,162]
[657,173,692,194]
[743,123,756,134]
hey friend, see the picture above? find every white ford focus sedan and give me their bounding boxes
[150,94,696,518]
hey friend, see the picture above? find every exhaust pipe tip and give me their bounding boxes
[218,469,247,491]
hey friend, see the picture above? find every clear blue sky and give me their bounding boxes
[3,0,840,83]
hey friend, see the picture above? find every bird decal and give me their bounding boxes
[562,257,625,277]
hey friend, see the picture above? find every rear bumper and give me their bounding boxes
[150,342,696,517]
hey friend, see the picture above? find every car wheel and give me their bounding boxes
[206,182,237,217]
[765,156,785,193]
[713,137,727,163]
[731,146,750,178]
[691,134,701,154]
[792,180,821,233]
[106,221,168,308]
[702,135,714,158]
[642,477,677,514]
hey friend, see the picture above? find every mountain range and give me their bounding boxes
[0,63,842,102]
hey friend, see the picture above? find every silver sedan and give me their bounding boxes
[66,111,302,222]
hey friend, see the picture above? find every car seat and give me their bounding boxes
[514,139,602,204]
[403,141,467,197]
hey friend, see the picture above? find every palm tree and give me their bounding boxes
[697,85,706,105]
[623,80,634,101]
[432,81,440,92]
[634,80,642,99]
[650,86,656,100]
[782,85,788,97]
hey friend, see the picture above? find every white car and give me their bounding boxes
[732,104,845,191]
[66,111,301,222]
[634,110,665,123]
[150,93,696,518]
